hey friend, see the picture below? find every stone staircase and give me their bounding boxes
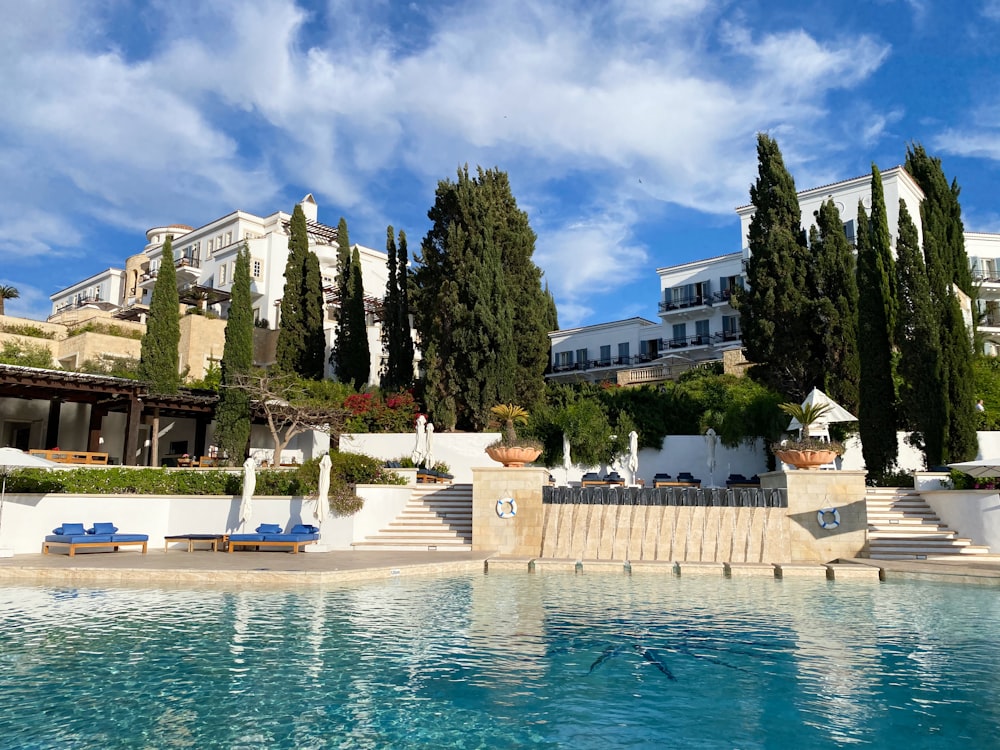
[351,483,473,552]
[866,487,991,559]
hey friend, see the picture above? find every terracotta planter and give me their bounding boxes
[485,445,542,468]
[774,448,839,470]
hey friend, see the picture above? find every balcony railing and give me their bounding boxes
[176,256,201,270]
[659,295,705,313]
[973,270,1000,284]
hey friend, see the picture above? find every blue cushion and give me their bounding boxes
[110,534,148,542]
[290,524,319,534]
[46,534,113,543]
[229,534,265,542]
[88,522,119,535]
[260,533,319,542]
[256,523,282,534]
[57,523,86,536]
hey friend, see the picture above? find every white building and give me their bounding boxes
[549,167,1000,385]
[49,194,396,384]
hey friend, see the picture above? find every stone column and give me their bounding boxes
[761,469,868,562]
[472,467,547,556]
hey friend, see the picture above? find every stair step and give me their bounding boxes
[865,488,992,559]
[351,484,474,551]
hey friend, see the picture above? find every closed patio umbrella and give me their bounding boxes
[424,422,434,470]
[315,454,331,524]
[240,457,256,531]
[627,431,639,483]
[0,448,61,554]
[411,414,427,466]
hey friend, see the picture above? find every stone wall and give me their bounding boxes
[472,467,548,556]
[761,469,868,562]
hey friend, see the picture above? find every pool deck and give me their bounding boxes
[2,549,1000,587]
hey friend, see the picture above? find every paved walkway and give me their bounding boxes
[3,550,1000,586]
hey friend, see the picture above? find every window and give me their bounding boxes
[207,238,214,254]
[556,351,573,368]
[843,219,856,245]
[695,320,710,344]
[225,231,232,246]
[722,315,740,341]
[640,338,659,360]
[252,259,263,278]
[219,264,227,285]
[719,275,744,300]
[599,345,611,365]
[617,342,629,363]
[576,348,589,368]
[671,323,687,347]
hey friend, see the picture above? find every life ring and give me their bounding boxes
[496,497,517,518]
[817,507,841,530]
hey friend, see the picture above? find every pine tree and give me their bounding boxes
[855,166,898,476]
[808,200,859,413]
[215,242,253,462]
[906,144,978,463]
[894,200,945,465]
[414,165,544,430]
[735,133,814,401]
[275,204,309,374]
[138,235,181,394]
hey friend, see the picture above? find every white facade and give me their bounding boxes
[549,167,1000,382]
[50,194,396,385]
[50,268,127,316]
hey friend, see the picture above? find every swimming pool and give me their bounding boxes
[2,573,999,749]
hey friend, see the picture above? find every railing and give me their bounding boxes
[176,256,201,270]
[713,330,741,343]
[659,295,705,313]
[973,271,1000,284]
[664,334,713,349]
[543,485,787,507]
[550,352,662,374]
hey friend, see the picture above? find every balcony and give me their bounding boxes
[659,294,705,314]
[175,256,201,283]
[664,334,713,350]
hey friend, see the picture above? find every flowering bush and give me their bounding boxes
[343,390,417,433]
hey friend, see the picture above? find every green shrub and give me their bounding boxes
[66,322,143,340]
[0,323,55,339]
[0,340,54,368]
[328,451,407,485]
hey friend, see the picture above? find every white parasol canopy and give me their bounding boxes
[314,453,331,523]
[240,457,256,531]
[0,448,61,540]
[948,459,1000,478]
[411,414,427,466]
[424,422,434,470]
[704,428,718,485]
[786,388,857,431]
[627,431,639,476]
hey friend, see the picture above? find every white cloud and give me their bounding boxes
[0,0,900,326]
[983,0,1000,21]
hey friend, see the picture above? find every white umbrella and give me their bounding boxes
[411,414,427,466]
[314,454,331,523]
[627,430,639,481]
[240,457,256,531]
[0,448,61,551]
[705,428,718,485]
[786,388,857,431]
[424,422,434,470]
[948,459,1000,478]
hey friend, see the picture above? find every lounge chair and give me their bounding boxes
[603,472,625,485]
[43,522,149,556]
[228,523,320,554]
[580,472,603,486]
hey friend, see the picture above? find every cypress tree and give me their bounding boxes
[331,217,354,381]
[381,226,400,389]
[735,133,814,400]
[382,227,413,391]
[215,242,253,462]
[275,204,309,374]
[894,200,945,465]
[301,247,326,380]
[413,165,531,430]
[342,246,370,388]
[906,144,978,462]
[138,235,181,393]
[809,200,860,413]
[855,167,898,476]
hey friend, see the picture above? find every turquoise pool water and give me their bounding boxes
[1,573,999,749]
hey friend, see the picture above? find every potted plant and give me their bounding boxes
[485,404,543,467]
[772,401,843,470]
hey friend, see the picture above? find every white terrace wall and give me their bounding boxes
[0,484,412,555]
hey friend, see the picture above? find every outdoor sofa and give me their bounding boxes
[228,523,320,554]
[42,522,149,556]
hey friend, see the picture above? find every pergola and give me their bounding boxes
[0,364,218,465]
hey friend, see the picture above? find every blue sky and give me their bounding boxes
[2,0,999,329]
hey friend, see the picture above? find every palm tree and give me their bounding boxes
[490,403,530,445]
[0,285,19,316]
[777,401,832,438]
